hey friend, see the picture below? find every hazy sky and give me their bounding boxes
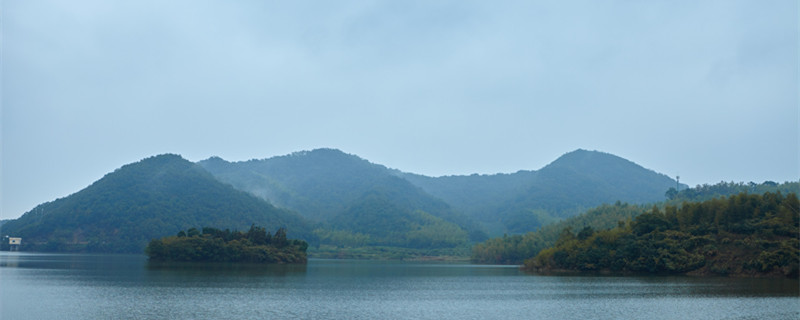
[2,0,798,220]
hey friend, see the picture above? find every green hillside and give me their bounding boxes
[2,148,696,257]
[472,181,798,266]
[397,170,537,231]
[199,149,393,221]
[199,148,686,246]
[497,150,679,228]
[326,182,472,248]
[403,149,682,235]
[0,154,312,253]
[472,202,647,264]
[527,192,799,278]
[198,149,487,250]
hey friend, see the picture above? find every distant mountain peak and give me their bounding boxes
[203,155,228,163]
[294,147,349,156]
[141,153,187,162]
[103,153,196,180]
[555,148,622,160]
[545,149,639,171]
[291,148,372,162]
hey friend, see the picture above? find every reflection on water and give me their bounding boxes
[147,260,308,277]
[1,252,144,270]
[1,252,798,320]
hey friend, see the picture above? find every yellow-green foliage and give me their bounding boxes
[472,202,645,264]
[525,192,799,277]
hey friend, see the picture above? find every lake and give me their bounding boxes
[1,252,797,319]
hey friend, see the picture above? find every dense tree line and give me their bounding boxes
[146,225,308,263]
[471,181,798,265]
[526,192,799,277]
[471,202,646,264]
[665,181,798,202]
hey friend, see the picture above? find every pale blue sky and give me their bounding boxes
[2,0,798,219]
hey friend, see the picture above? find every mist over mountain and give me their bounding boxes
[201,148,681,237]
[398,170,538,222]
[498,149,682,232]
[2,148,683,254]
[198,149,487,245]
[400,149,683,234]
[199,149,395,222]
[0,154,312,253]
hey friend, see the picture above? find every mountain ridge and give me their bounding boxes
[200,148,682,237]
[2,148,684,253]
[198,148,488,245]
[397,149,683,234]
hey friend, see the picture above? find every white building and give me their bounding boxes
[9,237,21,251]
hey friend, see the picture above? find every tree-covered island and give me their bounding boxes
[145,225,308,264]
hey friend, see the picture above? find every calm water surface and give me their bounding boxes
[1,252,797,319]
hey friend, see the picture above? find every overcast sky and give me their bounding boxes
[2,0,798,220]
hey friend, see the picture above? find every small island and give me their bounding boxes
[145,225,308,264]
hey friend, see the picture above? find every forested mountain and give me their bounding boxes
[326,181,475,248]
[397,171,538,233]
[527,192,799,278]
[199,149,393,222]
[198,148,680,245]
[401,149,682,234]
[472,181,798,265]
[198,149,487,249]
[0,154,312,253]
[3,148,691,256]
[201,148,683,240]
[522,149,681,211]
[472,202,648,264]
